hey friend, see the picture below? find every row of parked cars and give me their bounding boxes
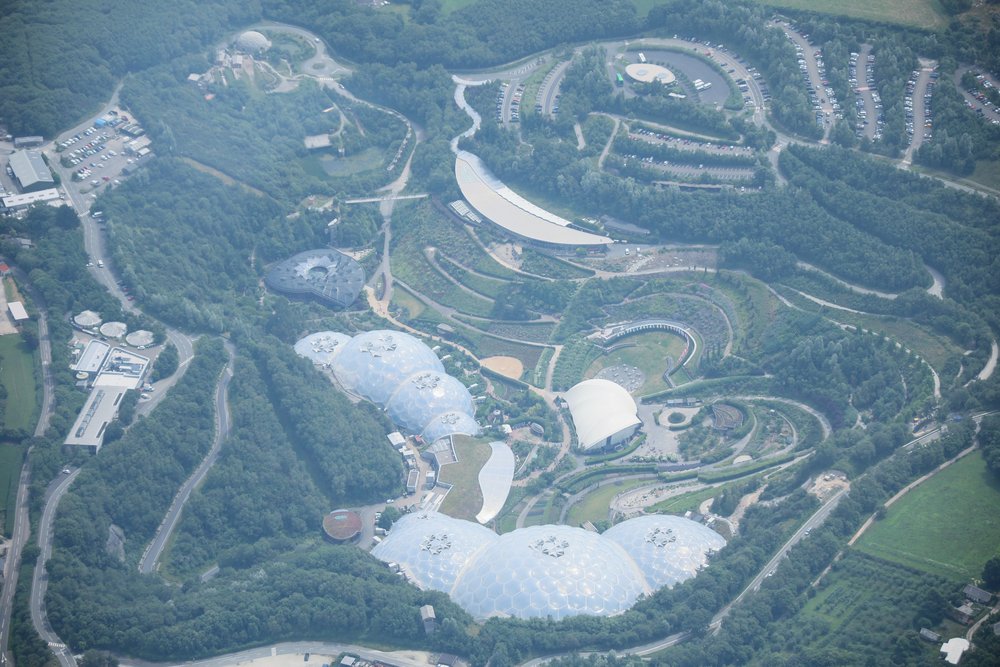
[905,69,937,142]
[850,51,884,141]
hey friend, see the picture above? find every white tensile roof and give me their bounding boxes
[563,378,641,451]
[454,152,611,247]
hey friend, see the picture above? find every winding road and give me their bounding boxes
[139,341,236,574]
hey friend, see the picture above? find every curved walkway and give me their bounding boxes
[138,341,236,574]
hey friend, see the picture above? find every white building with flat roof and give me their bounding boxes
[2,188,61,210]
[7,302,28,322]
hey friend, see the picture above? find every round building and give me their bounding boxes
[323,509,363,543]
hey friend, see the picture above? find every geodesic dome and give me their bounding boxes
[423,411,481,445]
[603,514,726,591]
[331,330,445,405]
[386,372,475,436]
[371,511,496,591]
[294,331,352,367]
[373,513,725,621]
[451,525,650,620]
[235,30,271,52]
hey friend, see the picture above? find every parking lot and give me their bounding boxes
[851,46,883,142]
[50,108,151,206]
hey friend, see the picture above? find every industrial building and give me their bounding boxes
[7,149,55,192]
[563,379,642,451]
[372,511,725,621]
[265,249,365,309]
[2,188,62,211]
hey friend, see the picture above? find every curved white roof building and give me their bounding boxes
[373,511,724,621]
[563,379,641,451]
[455,152,611,247]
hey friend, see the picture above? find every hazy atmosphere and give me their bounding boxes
[0,1,999,667]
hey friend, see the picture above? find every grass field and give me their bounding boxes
[565,478,652,527]
[856,451,1000,581]
[0,445,24,536]
[391,284,426,320]
[584,332,687,395]
[648,483,729,514]
[754,0,947,29]
[0,335,38,434]
[438,435,494,521]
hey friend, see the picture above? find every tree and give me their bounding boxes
[983,555,1000,591]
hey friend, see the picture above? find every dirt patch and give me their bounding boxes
[482,355,524,380]
[808,471,850,502]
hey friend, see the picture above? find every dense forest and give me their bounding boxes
[99,158,328,332]
[6,0,1000,665]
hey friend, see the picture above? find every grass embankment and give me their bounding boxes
[438,435,494,521]
[0,335,38,434]
[856,451,1000,581]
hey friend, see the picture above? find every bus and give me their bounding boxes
[616,73,624,87]
[638,52,647,64]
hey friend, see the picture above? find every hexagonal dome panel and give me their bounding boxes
[371,511,496,592]
[386,372,475,435]
[450,525,650,620]
[603,514,726,591]
[331,330,446,405]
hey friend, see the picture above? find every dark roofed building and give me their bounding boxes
[265,249,365,309]
[8,149,54,192]
[322,509,363,543]
[964,584,993,605]
[420,604,436,635]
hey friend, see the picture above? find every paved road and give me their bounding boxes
[30,470,81,667]
[856,44,879,141]
[0,272,56,667]
[779,23,833,142]
[120,641,431,667]
[903,59,937,166]
[538,59,571,117]
[139,341,236,574]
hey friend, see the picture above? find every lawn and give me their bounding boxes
[585,331,688,395]
[438,435,494,521]
[856,451,1000,581]
[754,0,947,29]
[565,478,653,527]
[0,444,24,536]
[390,284,426,320]
[0,334,38,434]
[969,159,1000,192]
[649,483,724,515]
